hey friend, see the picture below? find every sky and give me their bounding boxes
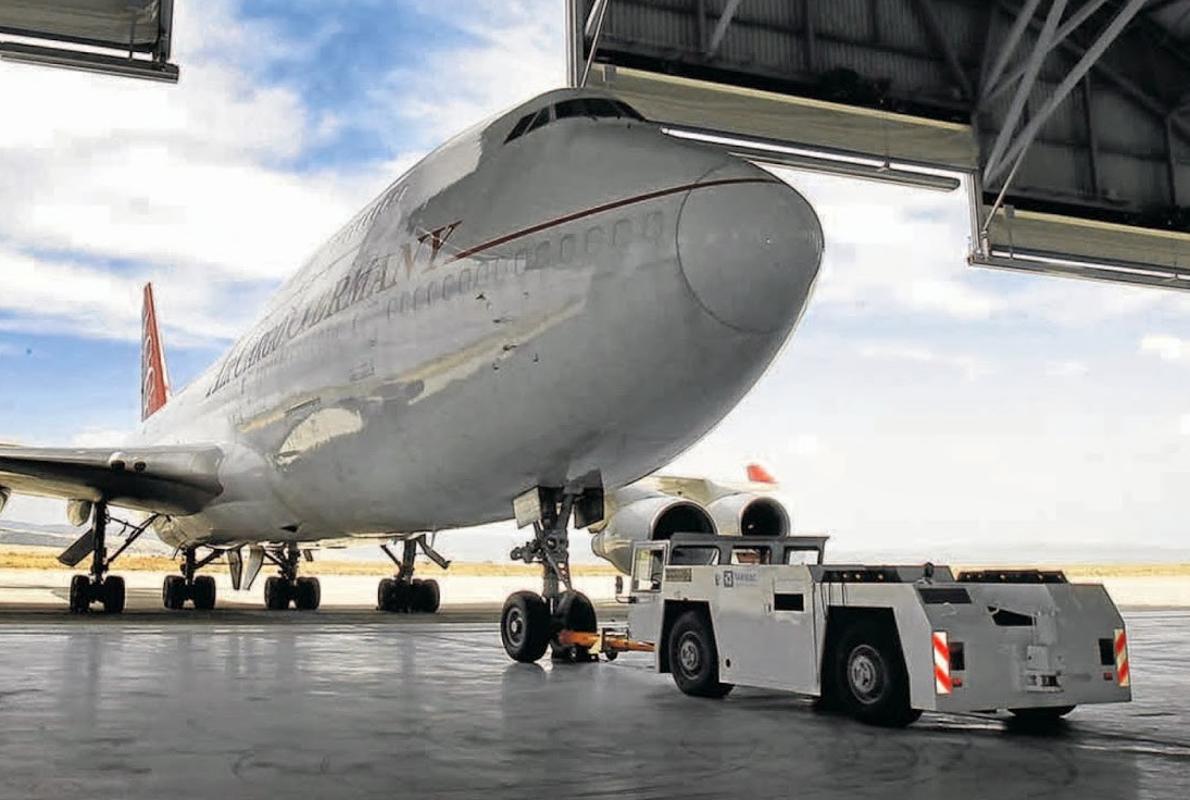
[2,0,1190,563]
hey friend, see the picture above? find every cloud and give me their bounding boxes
[1141,334,1190,362]
[856,341,993,380]
[1047,360,1089,377]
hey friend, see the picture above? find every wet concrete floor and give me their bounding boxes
[0,609,1187,799]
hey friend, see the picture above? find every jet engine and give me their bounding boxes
[707,494,790,538]
[590,489,716,574]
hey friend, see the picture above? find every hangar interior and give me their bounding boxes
[568,0,1190,291]
[0,0,177,82]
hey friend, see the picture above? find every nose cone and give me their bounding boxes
[677,167,824,334]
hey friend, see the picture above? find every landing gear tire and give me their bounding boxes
[162,575,186,610]
[193,575,217,610]
[552,590,597,662]
[501,591,551,663]
[412,579,440,613]
[295,577,321,611]
[668,610,733,698]
[833,621,921,727]
[69,574,90,613]
[264,576,291,610]
[377,578,395,611]
[100,576,125,614]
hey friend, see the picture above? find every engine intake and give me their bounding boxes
[708,494,790,538]
[590,494,715,573]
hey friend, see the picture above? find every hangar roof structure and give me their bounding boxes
[0,0,177,82]
[567,0,1190,291]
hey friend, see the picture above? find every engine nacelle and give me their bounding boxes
[707,494,790,538]
[66,499,94,528]
[590,493,716,574]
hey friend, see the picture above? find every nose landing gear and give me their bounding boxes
[501,487,600,663]
[377,535,447,613]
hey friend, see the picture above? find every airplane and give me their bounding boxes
[0,87,824,662]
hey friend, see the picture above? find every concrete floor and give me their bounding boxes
[0,611,1187,800]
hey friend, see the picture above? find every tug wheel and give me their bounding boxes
[834,620,920,727]
[668,610,733,698]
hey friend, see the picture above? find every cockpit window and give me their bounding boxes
[506,98,648,144]
[505,112,535,143]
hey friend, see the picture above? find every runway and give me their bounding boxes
[0,610,1187,800]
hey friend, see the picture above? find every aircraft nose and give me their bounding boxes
[676,167,824,334]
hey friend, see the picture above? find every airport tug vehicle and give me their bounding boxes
[573,533,1132,727]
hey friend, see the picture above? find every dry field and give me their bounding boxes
[0,545,619,577]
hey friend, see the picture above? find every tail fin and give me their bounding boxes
[141,283,171,421]
[746,463,777,485]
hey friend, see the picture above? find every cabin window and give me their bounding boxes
[460,268,472,294]
[525,107,552,135]
[560,235,576,263]
[443,274,457,301]
[477,262,490,285]
[585,226,605,255]
[413,286,427,310]
[613,219,632,248]
[731,547,770,565]
[644,211,663,241]
[534,241,551,269]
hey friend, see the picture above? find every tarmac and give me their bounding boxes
[0,601,1188,800]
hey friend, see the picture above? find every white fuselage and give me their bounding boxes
[139,89,825,549]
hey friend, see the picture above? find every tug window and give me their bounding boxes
[504,112,535,143]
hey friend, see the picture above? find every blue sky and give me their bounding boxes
[2,1,1190,562]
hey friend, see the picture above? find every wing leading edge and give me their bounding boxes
[0,444,224,516]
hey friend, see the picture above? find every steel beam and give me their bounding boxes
[987,0,1149,186]
[983,0,1067,184]
[1083,75,1101,197]
[802,0,816,72]
[706,0,743,58]
[983,0,1110,105]
[911,0,974,100]
[1166,115,1182,207]
[980,0,1042,100]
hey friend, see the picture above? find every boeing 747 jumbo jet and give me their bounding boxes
[0,88,824,662]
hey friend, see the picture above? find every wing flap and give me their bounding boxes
[0,444,224,516]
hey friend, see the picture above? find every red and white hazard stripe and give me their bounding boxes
[933,631,952,695]
[1114,628,1130,688]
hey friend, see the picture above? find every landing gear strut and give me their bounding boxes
[65,502,158,615]
[377,535,446,613]
[261,543,321,611]
[162,546,220,610]
[501,488,598,663]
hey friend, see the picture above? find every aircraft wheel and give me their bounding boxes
[193,575,217,610]
[264,577,291,610]
[501,591,550,663]
[552,590,598,662]
[668,610,733,698]
[377,578,395,611]
[833,620,921,727]
[162,575,186,610]
[101,576,125,615]
[416,579,440,614]
[295,577,320,611]
[69,575,90,613]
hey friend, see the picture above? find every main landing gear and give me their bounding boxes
[377,535,447,613]
[261,543,321,611]
[61,502,158,615]
[501,487,599,664]
[162,546,220,610]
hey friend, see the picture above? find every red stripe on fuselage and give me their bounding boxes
[445,177,778,264]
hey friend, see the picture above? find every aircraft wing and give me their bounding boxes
[0,444,224,516]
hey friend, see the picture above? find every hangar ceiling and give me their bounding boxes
[0,0,177,82]
[567,0,1190,291]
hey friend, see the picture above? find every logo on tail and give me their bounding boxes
[141,283,170,421]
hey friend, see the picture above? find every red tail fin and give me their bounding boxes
[746,463,777,485]
[141,283,170,421]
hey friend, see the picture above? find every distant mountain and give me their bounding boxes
[0,519,173,555]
